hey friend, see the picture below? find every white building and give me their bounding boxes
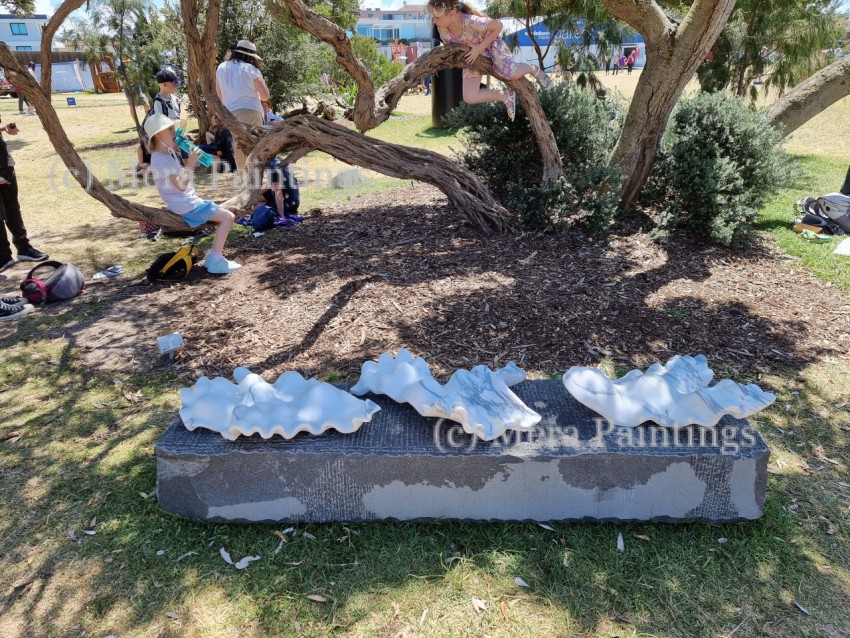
[0,13,50,52]
[355,3,432,43]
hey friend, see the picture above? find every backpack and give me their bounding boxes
[817,193,850,232]
[147,243,201,283]
[139,95,173,149]
[251,204,278,231]
[795,196,848,235]
[20,261,85,304]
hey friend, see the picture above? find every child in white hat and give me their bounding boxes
[144,114,241,274]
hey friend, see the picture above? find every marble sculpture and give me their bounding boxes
[562,354,776,428]
[351,348,541,440]
[179,367,380,440]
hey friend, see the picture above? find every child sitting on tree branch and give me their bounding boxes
[428,0,554,121]
[144,114,241,275]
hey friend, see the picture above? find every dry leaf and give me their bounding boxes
[274,530,289,542]
[219,548,233,565]
[617,532,624,552]
[5,435,22,443]
[793,600,810,615]
[164,610,178,619]
[302,531,317,541]
[67,530,77,540]
[175,551,198,562]
[515,577,529,588]
[472,597,486,612]
[562,552,571,568]
[500,601,508,619]
[633,534,651,542]
[156,550,164,556]
[235,555,261,570]
[282,527,295,535]
[293,620,302,633]
[537,523,555,531]
[420,609,428,626]
[306,594,328,603]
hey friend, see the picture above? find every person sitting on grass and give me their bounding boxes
[144,114,241,275]
[198,119,237,173]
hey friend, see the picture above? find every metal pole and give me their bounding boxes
[431,23,463,128]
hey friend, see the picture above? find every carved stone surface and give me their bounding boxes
[351,349,540,440]
[563,355,776,428]
[179,367,380,440]
[157,380,770,523]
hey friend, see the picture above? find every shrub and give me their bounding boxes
[445,83,623,235]
[643,92,789,246]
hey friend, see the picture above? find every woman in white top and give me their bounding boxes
[215,39,271,171]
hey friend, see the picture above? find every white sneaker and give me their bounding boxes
[205,254,241,274]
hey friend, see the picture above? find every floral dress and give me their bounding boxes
[437,14,519,80]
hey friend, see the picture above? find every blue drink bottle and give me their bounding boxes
[175,127,214,168]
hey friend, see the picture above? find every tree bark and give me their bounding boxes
[40,0,87,95]
[768,55,850,137]
[602,0,736,209]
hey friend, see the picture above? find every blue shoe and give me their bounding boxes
[205,254,241,274]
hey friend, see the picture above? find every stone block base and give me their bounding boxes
[155,381,770,523]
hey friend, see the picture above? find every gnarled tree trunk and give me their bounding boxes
[602,0,736,209]
[768,55,850,137]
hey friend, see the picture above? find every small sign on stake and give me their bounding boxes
[66,97,77,107]
[157,332,184,360]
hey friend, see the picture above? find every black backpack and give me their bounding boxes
[139,95,175,149]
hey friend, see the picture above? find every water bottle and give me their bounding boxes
[175,127,213,168]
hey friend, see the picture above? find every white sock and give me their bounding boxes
[208,250,222,261]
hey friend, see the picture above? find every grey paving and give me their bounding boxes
[155,380,770,523]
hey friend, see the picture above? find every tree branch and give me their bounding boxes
[768,55,850,137]
[0,42,197,229]
[600,0,671,43]
[229,115,516,233]
[40,0,87,95]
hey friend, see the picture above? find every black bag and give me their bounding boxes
[139,95,173,149]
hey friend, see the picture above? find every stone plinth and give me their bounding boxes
[155,381,770,523]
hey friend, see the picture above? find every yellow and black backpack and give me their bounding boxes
[147,243,202,283]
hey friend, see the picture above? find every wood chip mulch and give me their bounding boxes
[9,182,849,383]
[162,183,850,382]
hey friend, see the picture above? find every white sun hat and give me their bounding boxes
[144,113,176,153]
[233,39,262,60]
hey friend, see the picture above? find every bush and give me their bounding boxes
[643,92,789,246]
[445,83,623,235]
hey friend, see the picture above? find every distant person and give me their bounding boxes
[604,54,611,75]
[216,39,271,172]
[627,51,636,74]
[424,74,431,95]
[145,114,241,275]
[618,54,627,74]
[0,120,48,278]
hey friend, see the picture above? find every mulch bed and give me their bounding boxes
[9,182,850,383]
[150,183,850,381]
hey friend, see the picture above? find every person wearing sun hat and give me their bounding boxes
[215,39,271,172]
[144,114,241,275]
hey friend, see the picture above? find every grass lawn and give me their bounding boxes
[0,90,849,638]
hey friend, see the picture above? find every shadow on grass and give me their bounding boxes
[0,189,848,637]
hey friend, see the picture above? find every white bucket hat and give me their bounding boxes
[144,113,176,153]
[233,39,262,60]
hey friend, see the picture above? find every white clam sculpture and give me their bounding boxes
[562,354,776,428]
[351,349,541,440]
[179,367,380,440]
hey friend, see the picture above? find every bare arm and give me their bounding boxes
[254,76,270,102]
[464,18,502,64]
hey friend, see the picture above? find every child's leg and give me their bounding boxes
[209,208,235,254]
[463,76,507,105]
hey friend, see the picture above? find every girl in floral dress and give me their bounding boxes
[428,0,554,121]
